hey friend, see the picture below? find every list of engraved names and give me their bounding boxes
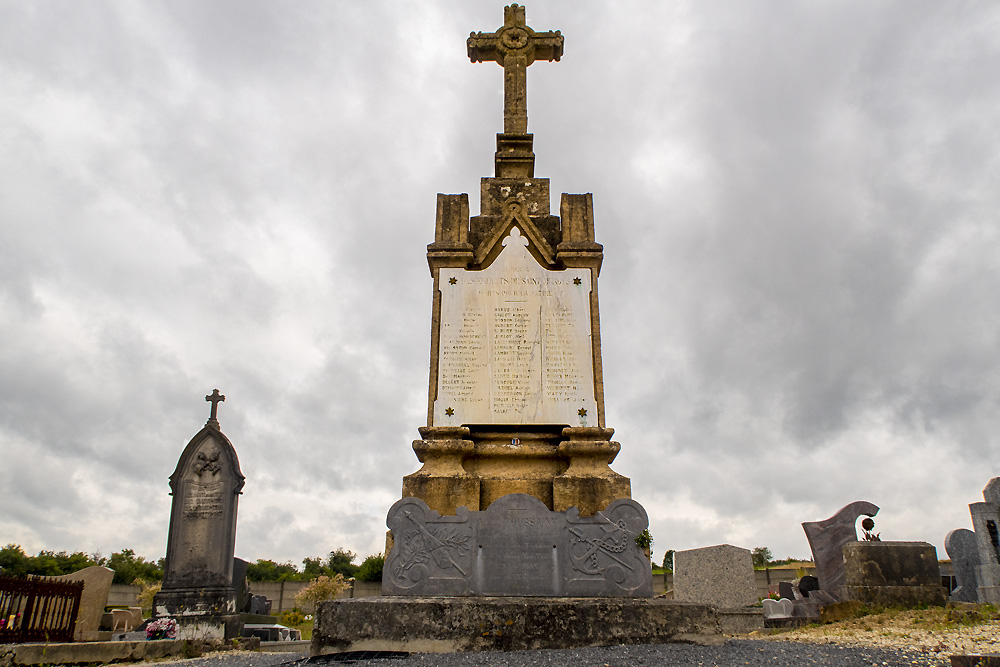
[435,227,597,425]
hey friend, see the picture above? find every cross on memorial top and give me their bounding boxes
[468,4,563,135]
[205,389,225,427]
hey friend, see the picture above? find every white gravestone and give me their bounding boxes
[435,226,597,426]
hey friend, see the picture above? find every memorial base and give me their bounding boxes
[839,584,947,608]
[311,597,725,655]
[153,587,240,639]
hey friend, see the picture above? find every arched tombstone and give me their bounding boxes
[153,390,244,639]
[801,500,879,598]
[944,528,980,602]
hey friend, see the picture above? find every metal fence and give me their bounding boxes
[0,575,84,643]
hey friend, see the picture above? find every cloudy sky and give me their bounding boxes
[2,1,998,569]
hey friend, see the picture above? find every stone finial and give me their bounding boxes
[205,389,225,428]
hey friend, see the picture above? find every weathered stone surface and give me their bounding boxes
[840,541,947,607]
[383,494,652,597]
[969,478,1000,605]
[802,500,880,596]
[311,597,723,655]
[673,544,758,610]
[819,600,863,623]
[843,541,941,586]
[50,566,114,641]
[153,392,244,638]
[946,528,981,602]
[1,638,258,666]
[950,656,1000,667]
[467,4,564,137]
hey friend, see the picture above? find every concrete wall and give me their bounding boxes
[248,580,378,613]
[107,584,141,607]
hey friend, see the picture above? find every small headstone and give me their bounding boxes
[52,565,114,641]
[801,500,879,596]
[153,390,245,639]
[798,575,820,597]
[673,544,757,609]
[945,528,981,602]
[673,544,762,633]
[233,557,251,612]
[762,598,794,619]
[777,581,797,600]
[248,595,272,616]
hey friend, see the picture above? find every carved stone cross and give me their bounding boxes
[205,389,225,425]
[468,4,563,135]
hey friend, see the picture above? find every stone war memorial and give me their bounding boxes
[153,390,245,639]
[312,6,730,654]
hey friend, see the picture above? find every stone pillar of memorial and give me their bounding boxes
[153,390,244,639]
[402,3,631,521]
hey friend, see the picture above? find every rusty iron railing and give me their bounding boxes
[0,574,84,643]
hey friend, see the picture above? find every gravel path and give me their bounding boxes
[132,640,946,667]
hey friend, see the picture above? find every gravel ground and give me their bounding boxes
[129,640,944,667]
[126,609,1000,667]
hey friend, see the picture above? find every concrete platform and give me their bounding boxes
[0,637,261,666]
[311,597,730,655]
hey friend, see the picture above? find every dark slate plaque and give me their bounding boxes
[479,495,562,595]
[384,494,653,597]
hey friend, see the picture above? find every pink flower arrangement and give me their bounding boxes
[145,617,178,640]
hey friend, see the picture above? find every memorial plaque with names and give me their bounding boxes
[434,226,598,426]
[383,494,652,597]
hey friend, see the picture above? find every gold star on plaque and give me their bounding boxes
[445,407,455,416]
[578,408,587,417]
[449,277,457,285]
[573,277,582,285]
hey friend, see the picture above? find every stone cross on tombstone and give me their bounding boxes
[153,390,244,639]
[206,389,225,427]
[468,4,563,135]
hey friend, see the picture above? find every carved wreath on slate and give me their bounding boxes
[389,510,473,586]
[192,450,222,476]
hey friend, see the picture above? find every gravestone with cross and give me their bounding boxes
[153,390,244,638]
[395,4,644,598]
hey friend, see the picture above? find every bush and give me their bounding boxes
[294,574,348,606]
[279,609,307,626]
[355,554,384,582]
